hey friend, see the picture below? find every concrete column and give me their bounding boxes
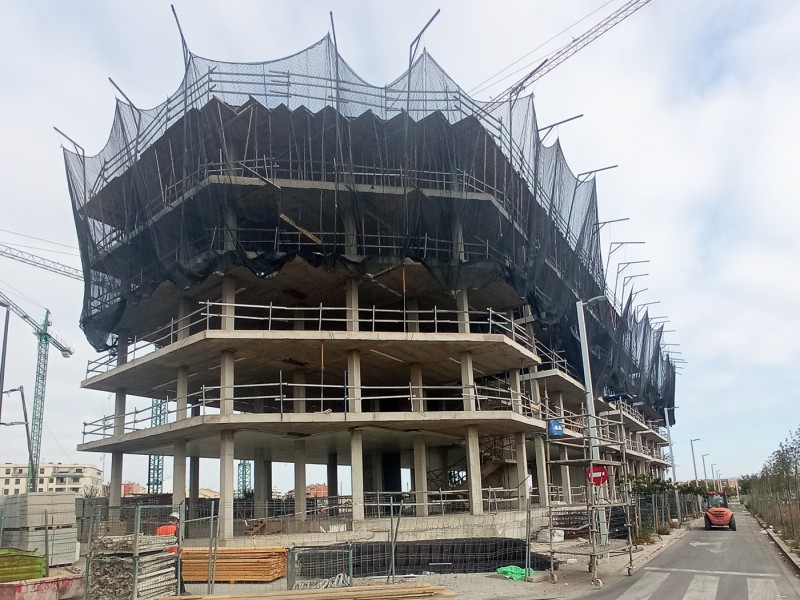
[560,446,572,504]
[407,298,420,333]
[173,440,187,507]
[556,392,565,416]
[265,461,273,502]
[347,350,362,413]
[220,350,235,415]
[176,366,188,420]
[292,371,306,414]
[221,275,236,330]
[254,448,266,516]
[534,435,549,507]
[350,429,365,521]
[189,458,200,504]
[510,369,522,414]
[219,430,235,539]
[456,289,470,334]
[224,202,237,251]
[109,333,128,507]
[177,296,192,341]
[294,440,307,521]
[410,364,424,412]
[372,453,383,493]
[109,453,123,507]
[460,352,475,411]
[514,432,528,509]
[345,278,359,332]
[327,454,338,499]
[413,435,428,516]
[465,425,483,515]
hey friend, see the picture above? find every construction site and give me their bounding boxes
[0,2,687,599]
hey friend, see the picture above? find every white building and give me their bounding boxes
[1,463,103,496]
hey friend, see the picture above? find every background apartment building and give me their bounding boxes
[1,463,102,496]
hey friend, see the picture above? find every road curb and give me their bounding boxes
[748,508,800,574]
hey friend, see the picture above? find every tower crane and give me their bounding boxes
[0,244,166,494]
[476,0,654,115]
[0,289,73,492]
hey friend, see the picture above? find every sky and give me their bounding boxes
[0,0,798,494]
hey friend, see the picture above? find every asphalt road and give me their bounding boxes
[586,504,800,600]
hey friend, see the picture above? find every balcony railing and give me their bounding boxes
[86,302,538,377]
[81,382,541,441]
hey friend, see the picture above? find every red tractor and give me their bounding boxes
[704,491,736,531]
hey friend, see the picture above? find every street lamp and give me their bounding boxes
[690,439,700,486]
[576,294,609,544]
[701,454,709,489]
[0,302,9,424]
[710,464,717,491]
[663,406,682,522]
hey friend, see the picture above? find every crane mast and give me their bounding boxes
[0,290,73,492]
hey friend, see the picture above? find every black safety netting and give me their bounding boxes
[62,35,675,416]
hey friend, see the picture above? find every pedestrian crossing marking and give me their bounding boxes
[616,571,669,600]
[683,575,719,600]
[645,566,780,578]
[747,577,782,600]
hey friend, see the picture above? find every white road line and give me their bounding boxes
[682,575,719,600]
[747,578,782,600]
[644,567,780,578]
[616,571,669,600]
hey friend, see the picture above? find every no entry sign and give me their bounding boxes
[586,465,609,486]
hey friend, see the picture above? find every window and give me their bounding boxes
[14,479,19,485]
[75,468,83,473]
[55,487,65,492]
[72,477,80,484]
[4,469,9,475]
[70,487,80,492]
[56,477,65,484]
[2,490,7,495]
[39,468,44,474]
[49,478,54,483]
[3,479,7,485]
[13,489,19,495]
[38,488,43,492]
[39,478,44,484]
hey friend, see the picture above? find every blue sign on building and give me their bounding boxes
[548,419,564,438]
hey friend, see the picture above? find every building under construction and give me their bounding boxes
[64,35,676,541]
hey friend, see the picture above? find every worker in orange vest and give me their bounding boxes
[156,512,186,594]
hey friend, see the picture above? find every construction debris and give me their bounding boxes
[181,547,287,583]
[167,582,456,599]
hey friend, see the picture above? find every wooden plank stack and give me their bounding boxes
[181,547,287,583]
[165,583,457,600]
[87,535,178,599]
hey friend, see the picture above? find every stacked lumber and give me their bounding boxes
[166,583,456,599]
[88,553,177,600]
[181,547,287,583]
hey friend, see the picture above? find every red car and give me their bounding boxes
[704,491,736,531]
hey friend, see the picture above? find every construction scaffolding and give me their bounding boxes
[62,34,676,416]
[535,409,635,589]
